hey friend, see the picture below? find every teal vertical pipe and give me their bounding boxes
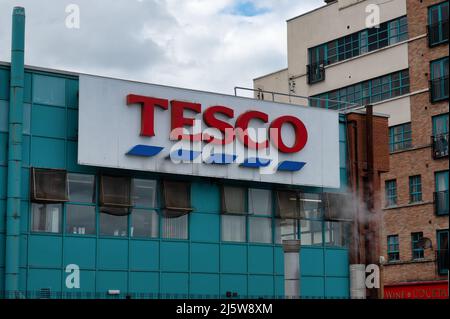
[5,6,25,297]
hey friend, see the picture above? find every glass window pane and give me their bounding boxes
[31,203,61,233]
[248,189,272,216]
[132,179,157,208]
[99,213,128,237]
[221,215,246,242]
[249,217,272,244]
[275,219,298,244]
[300,193,322,218]
[131,209,159,238]
[68,174,95,203]
[223,186,246,214]
[162,214,188,239]
[66,205,95,235]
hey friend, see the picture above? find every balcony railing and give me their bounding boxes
[430,76,449,103]
[428,19,449,47]
[307,62,325,84]
[436,249,449,276]
[432,133,449,159]
[434,190,449,216]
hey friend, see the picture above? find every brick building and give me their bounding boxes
[380,0,448,298]
[253,0,449,298]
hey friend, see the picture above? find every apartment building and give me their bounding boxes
[254,0,449,298]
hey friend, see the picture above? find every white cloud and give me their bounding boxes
[0,0,324,94]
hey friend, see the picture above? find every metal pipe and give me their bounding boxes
[5,6,25,297]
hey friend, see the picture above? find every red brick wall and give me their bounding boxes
[380,0,449,291]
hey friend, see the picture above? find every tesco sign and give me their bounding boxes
[78,74,340,187]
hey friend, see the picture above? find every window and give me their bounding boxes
[248,188,272,244]
[432,114,449,159]
[300,193,323,246]
[389,123,412,152]
[31,203,62,233]
[323,192,353,221]
[428,1,449,46]
[308,16,408,69]
[161,181,191,239]
[435,170,449,215]
[411,232,425,260]
[437,229,449,275]
[275,219,298,244]
[31,168,68,202]
[131,178,159,238]
[221,186,247,242]
[430,57,449,102]
[387,235,400,262]
[325,221,350,247]
[68,173,95,203]
[132,179,157,208]
[222,214,246,242]
[66,205,95,235]
[66,173,96,235]
[385,180,397,207]
[99,213,128,237]
[99,175,131,216]
[301,219,323,246]
[162,214,188,240]
[275,190,302,219]
[131,209,159,238]
[311,70,410,110]
[409,175,422,203]
[162,180,192,216]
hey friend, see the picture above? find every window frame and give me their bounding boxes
[311,70,410,110]
[430,57,449,103]
[428,1,449,46]
[411,232,425,260]
[389,122,412,153]
[387,235,400,262]
[308,16,408,69]
[409,175,423,203]
[385,179,397,207]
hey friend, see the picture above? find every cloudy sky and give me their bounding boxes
[0,0,324,94]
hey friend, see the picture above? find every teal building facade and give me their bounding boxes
[0,63,351,299]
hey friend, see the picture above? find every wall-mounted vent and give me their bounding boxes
[39,288,51,299]
[31,168,68,203]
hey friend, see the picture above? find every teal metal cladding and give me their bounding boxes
[0,64,350,299]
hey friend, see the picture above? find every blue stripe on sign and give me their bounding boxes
[205,154,237,165]
[127,145,164,157]
[170,149,201,161]
[277,161,306,172]
[240,157,271,168]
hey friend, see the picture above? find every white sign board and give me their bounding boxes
[78,74,340,188]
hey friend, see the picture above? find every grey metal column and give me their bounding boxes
[350,264,366,299]
[283,240,301,298]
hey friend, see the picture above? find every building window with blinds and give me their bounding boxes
[131,179,159,238]
[248,188,272,244]
[99,175,132,237]
[161,180,191,240]
[30,168,68,234]
[221,186,247,242]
